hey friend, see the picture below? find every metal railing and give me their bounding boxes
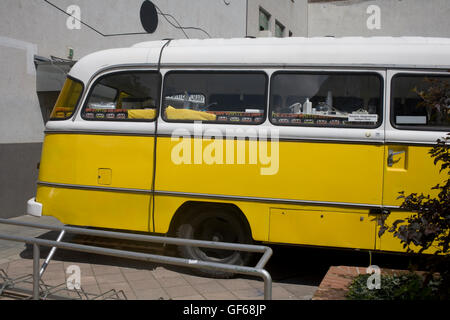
[0,218,273,300]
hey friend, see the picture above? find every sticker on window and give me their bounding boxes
[348,114,379,122]
[396,116,427,125]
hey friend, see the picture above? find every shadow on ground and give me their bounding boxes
[18,231,418,287]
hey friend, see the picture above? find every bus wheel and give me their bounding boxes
[176,209,253,278]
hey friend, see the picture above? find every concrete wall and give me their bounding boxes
[247,0,308,37]
[308,0,450,37]
[0,43,44,218]
[0,143,42,219]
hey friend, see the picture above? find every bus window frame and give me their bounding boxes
[80,70,162,123]
[50,75,85,121]
[268,70,385,130]
[390,72,450,132]
[161,70,269,126]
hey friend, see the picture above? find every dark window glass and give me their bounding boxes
[82,72,160,121]
[275,21,285,38]
[392,75,449,130]
[259,8,270,31]
[270,73,382,128]
[162,72,267,124]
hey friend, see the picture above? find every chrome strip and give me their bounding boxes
[67,62,450,72]
[151,133,383,145]
[43,130,442,146]
[38,181,400,210]
[43,130,385,145]
[37,181,153,194]
[158,63,450,71]
[153,190,390,209]
[44,130,156,137]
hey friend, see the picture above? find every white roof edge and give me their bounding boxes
[68,44,165,83]
[157,36,450,69]
[133,36,450,48]
[69,37,450,83]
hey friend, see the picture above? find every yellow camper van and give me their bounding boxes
[28,37,450,270]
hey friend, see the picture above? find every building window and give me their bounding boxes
[275,21,285,38]
[259,8,270,31]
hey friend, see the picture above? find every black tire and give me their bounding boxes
[176,208,253,278]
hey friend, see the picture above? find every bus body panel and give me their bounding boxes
[36,185,151,232]
[154,137,384,206]
[152,195,270,242]
[269,208,376,250]
[152,193,377,250]
[376,145,446,252]
[383,144,444,207]
[37,133,155,232]
[153,137,382,249]
[39,134,155,190]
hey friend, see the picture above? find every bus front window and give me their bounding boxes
[50,78,83,120]
[81,72,160,121]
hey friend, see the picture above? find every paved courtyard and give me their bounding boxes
[0,215,318,300]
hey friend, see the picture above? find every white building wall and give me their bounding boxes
[308,0,450,37]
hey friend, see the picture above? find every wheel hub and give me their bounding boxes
[211,233,223,242]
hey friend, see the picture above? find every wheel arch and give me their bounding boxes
[167,201,254,241]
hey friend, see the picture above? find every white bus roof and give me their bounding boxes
[69,37,450,83]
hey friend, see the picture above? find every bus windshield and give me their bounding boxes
[50,77,83,120]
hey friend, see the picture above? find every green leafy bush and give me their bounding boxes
[347,273,441,300]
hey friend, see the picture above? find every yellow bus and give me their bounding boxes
[28,37,450,275]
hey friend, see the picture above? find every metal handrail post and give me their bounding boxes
[40,230,65,277]
[255,246,273,269]
[33,244,40,300]
[261,269,272,300]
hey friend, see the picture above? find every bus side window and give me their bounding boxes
[269,72,383,128]
[391,74,450,130]
[162,72,267,124]
[81,72,160,121]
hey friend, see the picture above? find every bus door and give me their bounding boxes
[379,70,450,251]
[265,70,386,250]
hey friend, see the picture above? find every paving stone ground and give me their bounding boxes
[0,215,318,300]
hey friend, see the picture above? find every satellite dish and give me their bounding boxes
[140,1,158,33]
